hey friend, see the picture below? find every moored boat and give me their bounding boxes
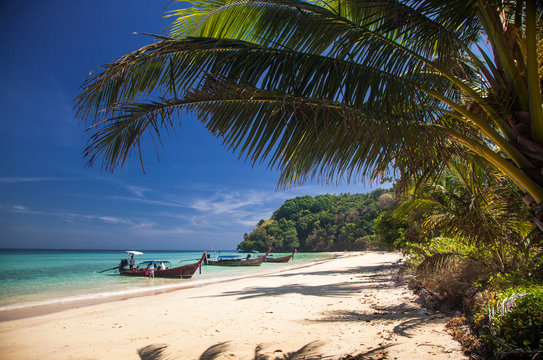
[204,252,265,266]
[264,249,296,263]
[118,252,207,279]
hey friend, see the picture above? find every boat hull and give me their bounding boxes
[205,256,264,266]
[119,252,206,279]
[120,262,201,278]
[264,255,292,263]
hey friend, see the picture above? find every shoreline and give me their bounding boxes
[0,256,336,322]
[0,251,467,359]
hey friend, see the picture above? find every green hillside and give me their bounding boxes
[237,189,394,252]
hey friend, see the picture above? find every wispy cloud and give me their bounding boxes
[2,204,134,226]
[106,186,279,219]
[126,225,197,237]
[189,189,280,213]
[107,195,191,208]
[96,216,129,224]
[156,189,281,232]
[0,178,385,250]
[125,185,150,198]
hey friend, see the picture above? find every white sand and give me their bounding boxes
[0,252,466,359]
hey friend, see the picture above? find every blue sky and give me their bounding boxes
[0,1,383,250]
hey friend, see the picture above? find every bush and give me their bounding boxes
[487,285,543,355]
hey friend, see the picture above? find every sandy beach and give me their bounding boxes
[0,252,466,359]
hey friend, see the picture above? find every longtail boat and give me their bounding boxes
[204,250,267,266]
[118,252,207,279]
[264,249,296,263]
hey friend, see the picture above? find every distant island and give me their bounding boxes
[237,189,394,252]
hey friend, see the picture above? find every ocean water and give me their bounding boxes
[0,249,331,312]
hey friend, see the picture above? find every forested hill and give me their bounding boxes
[237,189,394,252]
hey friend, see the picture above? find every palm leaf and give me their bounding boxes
[416,252,461,273]
[75,0,543,218]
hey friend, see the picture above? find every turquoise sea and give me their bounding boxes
[0,249,331,313]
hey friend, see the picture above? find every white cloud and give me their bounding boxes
[125,185,150,198]
[1,204,134,226]
[189,189,275,214]
[107,195,190,208]
[97,216,126,224]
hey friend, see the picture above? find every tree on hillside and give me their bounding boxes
[76,0,543,228]
[238,191,392,251]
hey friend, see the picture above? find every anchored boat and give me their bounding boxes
[101,251,207,279]
[263,249,297,263]
[203,251,266,266]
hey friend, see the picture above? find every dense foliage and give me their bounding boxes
[75,0,543,227]
[237,189,394,252]
[484,286,543,355]
[375,160,543,357]
[75,1,543,356]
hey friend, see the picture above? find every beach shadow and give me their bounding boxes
[315,309,447,339]
[274,340,325,359]
[199,341,231,360]
[342,344,392,359]
[195,281,363,300]
[193,261,403,301]
[271,264,402,291]
[370,303,420,314]
[391,315,447,338]
[273,264,399,278]
[138,344,169,360]
[315,310,401,322]
[200,340,326,360]
[136,340,398,360]
[137,341,327,360]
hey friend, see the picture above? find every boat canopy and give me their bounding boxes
[218,255,241,258]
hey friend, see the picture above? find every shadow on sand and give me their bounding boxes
[137,260,449,359]
[191,263,402,301]
[196,281,364,300]
[137,340,330,360]
[271,263,399,278]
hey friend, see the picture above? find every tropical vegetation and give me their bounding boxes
[75,0,543,229]
[75,0,543,357]
[237,189,394,252]
[374,160,543,357]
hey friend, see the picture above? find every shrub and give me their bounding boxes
[487,285,543,355]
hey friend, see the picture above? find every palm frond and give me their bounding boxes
[75,0,543,224]
[416,252,461,273]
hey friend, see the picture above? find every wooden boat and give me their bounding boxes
[264,250,296,263]
[204,252,265,266]
[119,252,206,279]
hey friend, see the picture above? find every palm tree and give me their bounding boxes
[393,157,538,272]
[75,0,543,227]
